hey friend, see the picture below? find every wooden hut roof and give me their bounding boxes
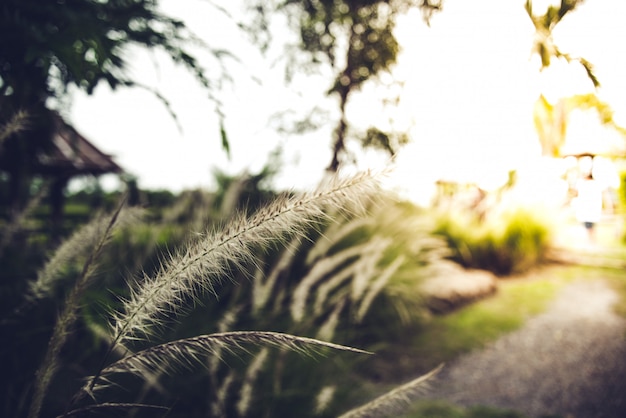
[36,113,123,177]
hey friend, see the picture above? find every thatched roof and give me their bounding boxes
[35,113,123,177]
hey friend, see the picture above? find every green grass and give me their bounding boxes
[405,400,527,418]
[408,273,565,371]
[363,266,571,384]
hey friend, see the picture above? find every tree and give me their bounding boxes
[525,0,598,86]
[0,0,220,104]
[245,0,443,172]
[0,0,225,210]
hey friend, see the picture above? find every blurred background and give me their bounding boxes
[2,0,626,417]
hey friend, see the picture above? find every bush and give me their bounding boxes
[433,205,553,276]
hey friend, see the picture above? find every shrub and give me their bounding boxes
[433,204,553,276]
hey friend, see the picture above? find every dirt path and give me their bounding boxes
[426,279,626,417]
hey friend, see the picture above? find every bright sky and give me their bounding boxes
[68,0,626,203]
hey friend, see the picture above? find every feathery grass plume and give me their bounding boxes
[209,305,243,376]
[83,308,168,398]
[209,305,243,373]
[305,216,371,265]
[84,331,372,396]
[0,109,29,146]
[28,197,129,418]
[292,243,368,322]
[349,237,390,304]
[315,385,337,415]
[337,365,443,418]
[310,264,355,316]
[211,370,236,417]
[308,236,400,326]
[236,347,269,417]
[161,188,214,229]
[355,254,405,322]
[57,402,169,418]
[219,173,250,217]
[108,170,380,348]
[82,309,132,358]
[252,237,301,314]
[315,299,346,341]
[295,236,389,321]
[30,207,145,303]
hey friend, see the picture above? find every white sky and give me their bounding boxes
[68,0,626,202]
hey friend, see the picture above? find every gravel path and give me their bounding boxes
[426,279,626,417]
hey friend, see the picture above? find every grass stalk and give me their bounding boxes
[106,172,379,348]
[0,109,29,145]
[82,171,380,397]
[57,402,169,418]
[338,364,443,418]
[84,331,372,396]
[27,198,127,418]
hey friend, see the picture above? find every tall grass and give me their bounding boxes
[1,158,444,418]
[1,115,448,417]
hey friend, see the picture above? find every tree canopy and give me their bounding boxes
[0,0,223,209]
[0,0,214,108]
[525,0,598,87]
[246,0,443,171]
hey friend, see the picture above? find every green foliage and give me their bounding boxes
[0,0,215,101]
[367,272,564,381]
[433,205,553,276]
[361,126,410,156]
[246,0,443,170]
[1,170,448,418]
[0,1,230,214]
